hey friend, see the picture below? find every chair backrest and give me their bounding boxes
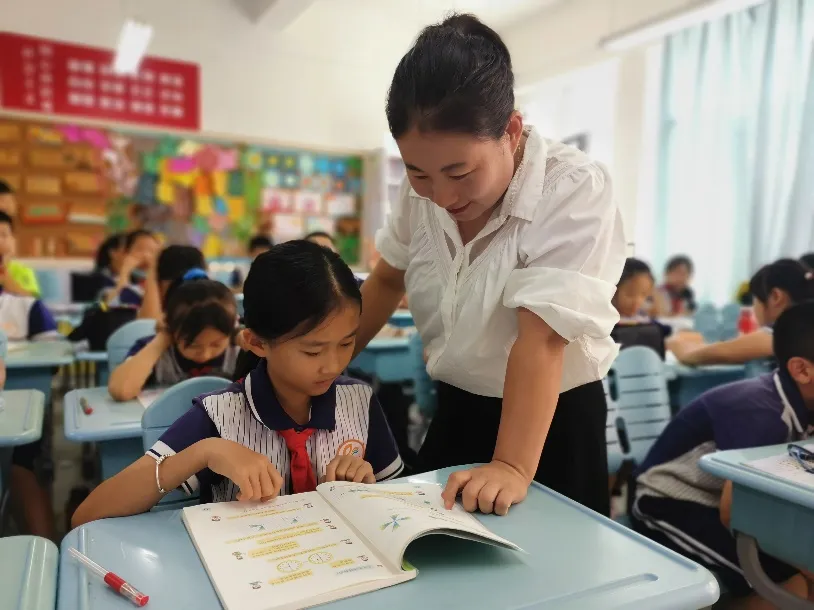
[142,376,231,506]
[693,305,721,342]
[609,346,671,465]
[408,333,436,417]
[719,303,742,341]
[604,377,624,474]
[34,269,64,302]
[106,319,156,370]
[611,323,666,359]
[0,328,8,360]
[744,359,773,378]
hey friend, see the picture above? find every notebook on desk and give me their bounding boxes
[182,481,521,610]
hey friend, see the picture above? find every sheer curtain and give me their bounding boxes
[647,0,814,304]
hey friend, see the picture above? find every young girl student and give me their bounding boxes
[102,229,159,307]
[107,271,240,401]
[669,258,814,366]
[73,241,402,526]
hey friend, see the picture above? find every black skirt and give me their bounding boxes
[417,380,610,516]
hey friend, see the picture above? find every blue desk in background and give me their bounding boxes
[0,390,46,529]
[388,310,413,328]
[0,535,58,610]
[664,352,745,409]
[701,445,814,609]
[350,337,412,383]
[58,466,719,610]
[6,341,75,404]
[63,388,145,480]
[74,351,109,386]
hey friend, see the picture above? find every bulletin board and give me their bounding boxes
[0,115,364,261]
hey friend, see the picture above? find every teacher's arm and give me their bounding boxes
[442,161,626,515]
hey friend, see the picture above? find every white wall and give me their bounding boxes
[504,0,683,250]
[0,0,422,151]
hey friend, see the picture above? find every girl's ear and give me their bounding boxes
[240,329,267,358]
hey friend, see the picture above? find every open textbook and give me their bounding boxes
[182,481,521,610]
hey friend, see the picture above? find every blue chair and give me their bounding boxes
[0,328,8,360]
[34,269,63,302]
[142,376,231,508]
[106,320,156,370]
[744,359,773,378]
[408,333,436,417]
[610,346,671,466]
[719,303,741,341]
[693,304,721,342]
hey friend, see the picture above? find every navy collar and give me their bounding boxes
[777,369,810,429]
[244,358,336,431]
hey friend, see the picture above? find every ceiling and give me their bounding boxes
[231,0,567,31]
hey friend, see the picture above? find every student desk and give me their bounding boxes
[57,466,720,610]
[63,388,145,480]
[664,352,745,409]
[389,310,414,328]
[74,352,109,386]
[0,536,58,610]
[350,337,412,383]
[6,341,76,404]
[0,390,46,529]
[701,445,814,609]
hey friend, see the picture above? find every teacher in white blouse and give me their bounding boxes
[355,14,626,516]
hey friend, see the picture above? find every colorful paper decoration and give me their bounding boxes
[157,181,175,204]
[202,233,222,258]
[332,160,347,177]
[283,155,297,170]
[244,149,263,170]
[282,173,299,188]
[263,169,281,188]
[141,152,160,174]
[299,154,315,176]
[325,193,356,217]
[227,171,244,196]
[227,197,245,221]
[172,170,197,188]
[262,188,293,212]
[217,149,238,171]
[294,191,322,215]
[314,157,330,173]
[267,154,280,168]
[272,214,304,242]
[168,157,196,173]
[196,146,219,172]
[191,214,209,234]
[213,196,229,216]
[347,178,362,194]
[306,216,336,234]
[194,174,212,196]
[243,172,262,209]
[178,140,203,156]
[209,214,229,232]
[133,174,158,205]
[212,171,227,196]
[196,194,214,216]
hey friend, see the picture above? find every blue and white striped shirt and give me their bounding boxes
[147,358,403,502]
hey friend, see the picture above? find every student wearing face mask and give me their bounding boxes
[353,14,626,517]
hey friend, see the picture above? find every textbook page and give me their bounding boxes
[182,492,409,610]
[746,446,814,488]
[137,388,164,409]
[318,482,521,570]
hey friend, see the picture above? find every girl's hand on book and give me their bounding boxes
[442,461,528,516]
[324,455,375,484]
[203,438,283,501]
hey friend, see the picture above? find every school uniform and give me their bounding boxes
[98,269,144,307]
[375,126,626,515]
[126,335,241,386]
[611,316,672,359]
[146,358,404,501]
[0,290,59,341]
[658,284,696,315]
[631,372,808,596]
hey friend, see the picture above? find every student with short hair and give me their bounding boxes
[108,271,240,401]
[304,231,337,253]
[633,301,814,605]
[73,241,402,527]
[103,229,159,307]
[800,252,814,270]
[230,234,273,289]
[137,244,206,320]
[0,209,41,297]
[670,258,814,366]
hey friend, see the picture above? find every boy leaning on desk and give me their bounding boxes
[632,301,814,608]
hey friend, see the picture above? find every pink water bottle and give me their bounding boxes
[738,307,758,334]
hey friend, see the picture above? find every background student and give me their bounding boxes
[669,258,814,366]
[108,272,240,401]
[632,301,814,606]
[653,255,696,317]
[304,231,338,253]
[230,234,273,289]
[103,229,159,307]
[0,210,41,298]
[137,245,206,320]
[72,241,402,527]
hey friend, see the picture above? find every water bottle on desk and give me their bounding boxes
[738,307,758,334]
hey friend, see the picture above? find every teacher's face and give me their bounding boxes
[398,113,524,223]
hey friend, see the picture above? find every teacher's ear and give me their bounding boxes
[505,111,524,150]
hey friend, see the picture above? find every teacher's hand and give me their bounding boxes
[441,461,529,516]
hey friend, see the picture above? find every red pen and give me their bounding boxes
[79,397,93,415]
[69,547,148,606]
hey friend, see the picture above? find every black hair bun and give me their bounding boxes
[440,13,512,67]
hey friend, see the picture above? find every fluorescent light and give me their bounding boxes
[113,19,153,75]
[600,0,766,51]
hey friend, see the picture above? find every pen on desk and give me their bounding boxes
[79,397,93,415]
[69,547,149,607]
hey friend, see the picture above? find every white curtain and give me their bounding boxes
[648,0,814,304]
